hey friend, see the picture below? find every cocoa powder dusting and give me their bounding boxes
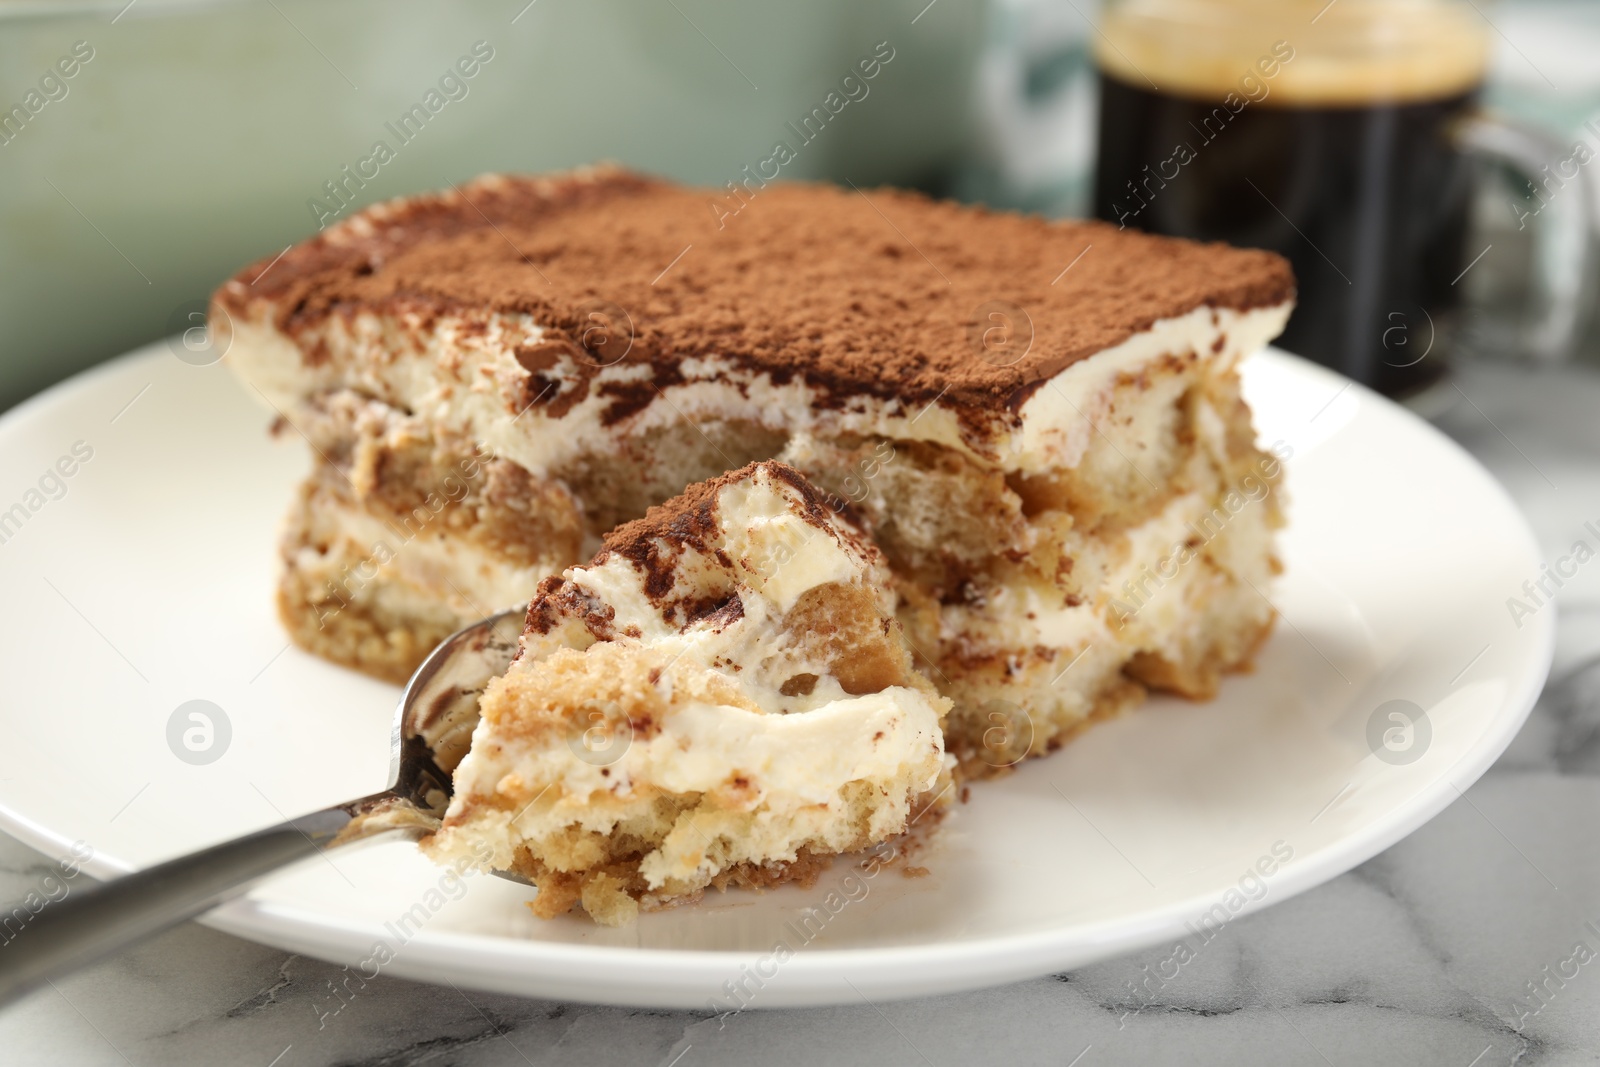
[217,166,1294,427]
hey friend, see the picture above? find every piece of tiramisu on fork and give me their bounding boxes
[422,460,950,925]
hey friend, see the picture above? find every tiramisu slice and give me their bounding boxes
[422,461,950,924]
[214,166,1294,768]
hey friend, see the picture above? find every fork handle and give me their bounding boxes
[0,807,357,1007]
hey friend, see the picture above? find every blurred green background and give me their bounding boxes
[1,0,1596,411]
[0,0,984,411]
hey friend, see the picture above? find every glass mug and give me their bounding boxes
[1091,0,1594,400]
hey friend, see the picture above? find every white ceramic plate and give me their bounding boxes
[0,343,1551,1009]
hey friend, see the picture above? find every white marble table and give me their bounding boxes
[3,357,1599,1066]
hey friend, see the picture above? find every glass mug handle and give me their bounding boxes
[1454,112,1597,363]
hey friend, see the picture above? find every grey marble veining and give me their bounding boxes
[3,356,1600,1066]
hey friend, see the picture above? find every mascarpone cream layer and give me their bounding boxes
[297,493,559,623]
[224,302,1291,477]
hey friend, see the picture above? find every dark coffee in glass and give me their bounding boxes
[1091,0,1492,398]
